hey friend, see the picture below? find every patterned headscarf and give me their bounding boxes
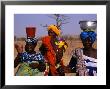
[25,37,38,45]
[80,31,97,43]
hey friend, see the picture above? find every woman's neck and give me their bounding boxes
[83,47,97,59]
[27,51,36,54]
[83,47,93,51]
[51,36,57,41]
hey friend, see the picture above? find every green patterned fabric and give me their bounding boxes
[16,62,44,76]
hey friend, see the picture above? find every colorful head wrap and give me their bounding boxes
[80,31,97,43]
[47,24,60,36]
[25,37,38,45]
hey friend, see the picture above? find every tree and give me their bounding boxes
[48,14,70,30]
[40,14,70,31]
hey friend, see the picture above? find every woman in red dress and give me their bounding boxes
[39,25,68,76]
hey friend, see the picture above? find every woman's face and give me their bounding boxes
[48,30,57,37]
[25,43,36,53]
[82,37,93,49]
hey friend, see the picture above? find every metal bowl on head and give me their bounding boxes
[79,21,97,31]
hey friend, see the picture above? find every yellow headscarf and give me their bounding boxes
[47,25,61,36]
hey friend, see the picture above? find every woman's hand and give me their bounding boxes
[38,62,46,72]
[29,63,39,69]
[39,44,48,55]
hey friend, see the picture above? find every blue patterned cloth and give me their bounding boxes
[20,52,44,63]
[80,31,96,43]
[25,37,38,44]
[84,58,97,76]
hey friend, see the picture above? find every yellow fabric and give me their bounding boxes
[55,41,68,51]
[55,41,65,48]
[48,25,60,35]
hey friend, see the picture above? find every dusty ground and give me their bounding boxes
[14,39,97,76]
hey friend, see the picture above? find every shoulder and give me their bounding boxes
[17,52,27,57]
[22,52,27,54]
[92,48,97,52]
[41,36,51,44]
[42,36,50,41]
[35,52,42,56]
[35,52,44,60]
[21,52,28,56]
[91,48,97,55]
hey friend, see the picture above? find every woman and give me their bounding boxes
[14,27,46,76]
[39,24,68,76]
[69,21,97,76]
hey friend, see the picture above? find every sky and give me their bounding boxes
[14,14,97,38]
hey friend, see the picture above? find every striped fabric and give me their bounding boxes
[72,48,97,76]
[83,55,97,76]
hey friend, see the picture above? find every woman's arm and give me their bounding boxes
[14,53,22,68]
[38,61,46,72]
[39,44,48,56]
[69,56,77,73]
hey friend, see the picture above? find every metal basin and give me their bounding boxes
[79,21,97,30]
